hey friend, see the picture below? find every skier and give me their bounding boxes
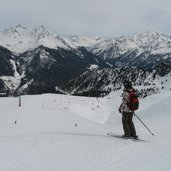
[118,80,138,139]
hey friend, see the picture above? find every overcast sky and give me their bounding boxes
[0,0,171,37]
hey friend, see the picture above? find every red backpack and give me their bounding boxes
[127,90,139,111]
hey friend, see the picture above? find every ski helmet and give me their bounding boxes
[123,80,132,89]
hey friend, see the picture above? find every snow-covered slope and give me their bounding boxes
[0,91,171,171]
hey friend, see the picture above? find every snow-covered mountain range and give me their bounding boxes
[89,31,171,59]
[1,25,171,59]
[0,25,103,54]
[0,25,171,96]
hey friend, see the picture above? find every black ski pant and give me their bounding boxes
[122,112,136,137]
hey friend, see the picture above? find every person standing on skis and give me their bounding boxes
[118,80,138,139]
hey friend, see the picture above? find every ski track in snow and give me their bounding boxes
[0,91,171,171]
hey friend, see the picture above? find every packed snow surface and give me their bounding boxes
[0,90,171,171]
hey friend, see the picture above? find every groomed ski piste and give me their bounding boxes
[0,89,171,171]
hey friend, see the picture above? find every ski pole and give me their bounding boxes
[134,112,155,136]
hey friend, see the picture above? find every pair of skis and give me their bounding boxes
[107,132,148,142]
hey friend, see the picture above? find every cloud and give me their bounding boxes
[0,0,171,37]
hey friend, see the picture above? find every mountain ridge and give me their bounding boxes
[0,25,171,96]
[60,62,171,97]
[1,25,171,57]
